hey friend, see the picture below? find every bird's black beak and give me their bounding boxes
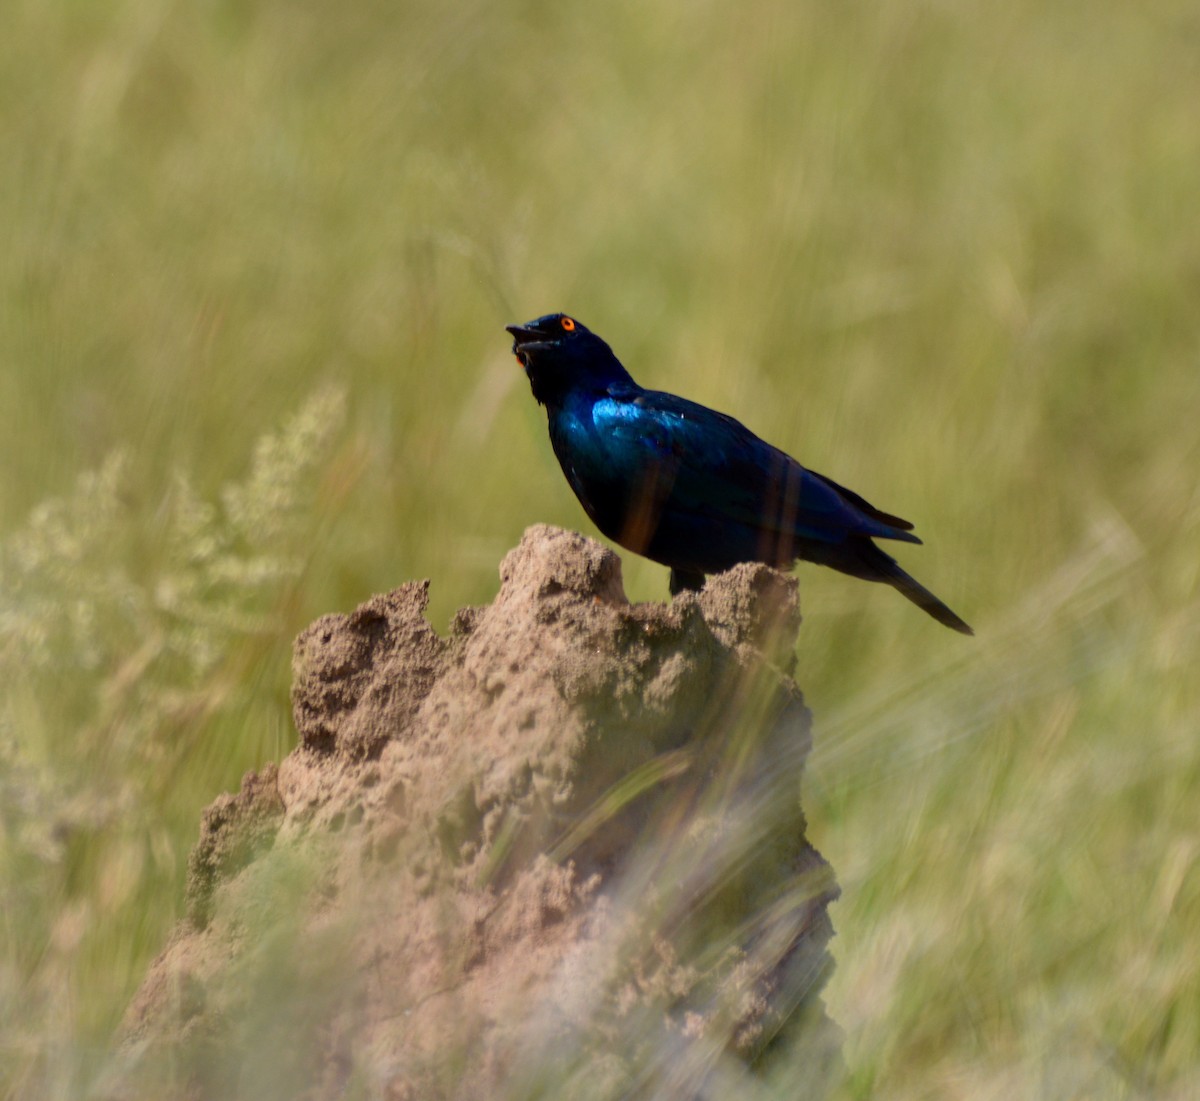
[506,322,545,345]
[506,322,550,366]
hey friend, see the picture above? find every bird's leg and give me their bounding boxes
[668,568,707,597]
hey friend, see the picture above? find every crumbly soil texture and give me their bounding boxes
[119,525,840,1100]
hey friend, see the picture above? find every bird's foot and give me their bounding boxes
[668,568,707,597]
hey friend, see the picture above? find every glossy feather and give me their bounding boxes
[508,313,972,634]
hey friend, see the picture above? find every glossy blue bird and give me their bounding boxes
[507,313,972,634]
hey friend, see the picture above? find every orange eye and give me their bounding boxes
[561,317,576,331]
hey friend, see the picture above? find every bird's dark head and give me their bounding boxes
[506,313,632,406]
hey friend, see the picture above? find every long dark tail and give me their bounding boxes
[811,538,973,635]
[868,547,973,635]
[880,558,972,634]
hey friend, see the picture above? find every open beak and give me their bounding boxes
[505,322,544,344]
[506,322,552,365]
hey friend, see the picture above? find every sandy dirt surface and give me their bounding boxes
[117,525,840,1099]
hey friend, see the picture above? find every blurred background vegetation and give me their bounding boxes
[1,0,1197,1097]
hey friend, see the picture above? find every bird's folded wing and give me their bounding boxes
[596,388,920,546]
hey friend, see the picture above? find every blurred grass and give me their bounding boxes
[1,0,1198,1097]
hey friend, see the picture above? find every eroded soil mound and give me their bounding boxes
[119,526,839,1100]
